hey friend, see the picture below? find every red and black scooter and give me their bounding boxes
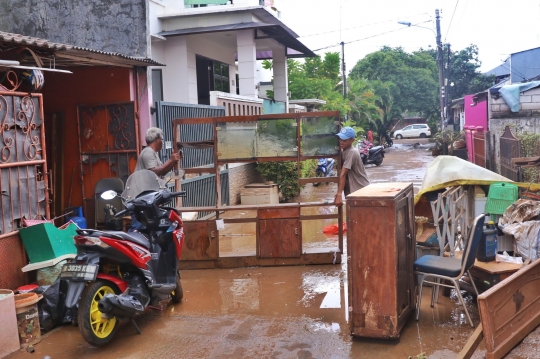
[61,170,186,346]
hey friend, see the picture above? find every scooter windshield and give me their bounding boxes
[122,170,166,200]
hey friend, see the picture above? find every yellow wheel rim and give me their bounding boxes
[90,285,117,339]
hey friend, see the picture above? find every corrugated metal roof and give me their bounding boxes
[0,31,164,67]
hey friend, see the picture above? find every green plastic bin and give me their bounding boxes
[19,223,78,263]
[485,182,519,215]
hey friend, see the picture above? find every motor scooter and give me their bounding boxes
[313,158,335,187]
[357,140,385,166]
[61,169,186,346]
[383,133,393,148]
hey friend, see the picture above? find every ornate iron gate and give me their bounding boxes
[0,91,49,234]
[77,102,138,227]
[473,130,486,168]
[500,126,521,181]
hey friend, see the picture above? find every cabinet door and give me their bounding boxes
[396,196,413,318]
[181,221,218,261]
[259,219,301,258]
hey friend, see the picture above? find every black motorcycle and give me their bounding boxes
[357,140,385,166]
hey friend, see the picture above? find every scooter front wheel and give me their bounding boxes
[171,270,184,303]
[78,280,120,346]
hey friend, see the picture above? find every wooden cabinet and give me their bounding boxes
[258,207,301,258]
[346,182,415,339]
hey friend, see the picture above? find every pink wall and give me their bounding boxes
[464,95,488,129]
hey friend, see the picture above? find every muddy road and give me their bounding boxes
[7,140,539,359]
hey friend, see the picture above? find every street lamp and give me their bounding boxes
[398,10,445,131]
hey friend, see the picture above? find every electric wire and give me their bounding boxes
[445,0,460,42]
[313,20,432,52]
[299,12,429,39]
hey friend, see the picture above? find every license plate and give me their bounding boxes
[60,264,98,281]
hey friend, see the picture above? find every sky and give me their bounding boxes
[278,0,540,74]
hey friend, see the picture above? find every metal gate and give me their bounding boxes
[77,102,138,227]
[473,130,486,167]
[154,101,229,217]
[500,126,521,181]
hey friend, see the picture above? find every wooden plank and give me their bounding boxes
[180,221,218,261]
[299,177,339,185]
[457,324,484,359]
[223,218,257,224]
[259,219,301,258]
[478,259,540,359]
[300,214,339,221]
[179,252,340,270]
[347,182,413,199]
[258,207,300,219]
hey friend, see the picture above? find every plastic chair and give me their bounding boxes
[94,178,124,228]
[414,214,485,327]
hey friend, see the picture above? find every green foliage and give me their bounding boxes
[349,46,439,119]
[256,161,299,201]
[265,53,350,116]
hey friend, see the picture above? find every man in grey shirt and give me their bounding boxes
[334,127,370,205]
[135,127,181,176]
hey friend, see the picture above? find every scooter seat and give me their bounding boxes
[108,231,151,249]
[368,146,384,154]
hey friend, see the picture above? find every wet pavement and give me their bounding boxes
[7,139,540,359]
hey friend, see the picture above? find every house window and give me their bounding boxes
[213,62,230,93]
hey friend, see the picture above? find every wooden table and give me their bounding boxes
[445,251,523,292]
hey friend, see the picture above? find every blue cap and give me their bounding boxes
[336,127,356,140]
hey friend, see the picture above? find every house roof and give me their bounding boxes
[0,31,164,68]
[157,7,315,59]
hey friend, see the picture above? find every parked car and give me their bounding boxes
[393,124,431,139]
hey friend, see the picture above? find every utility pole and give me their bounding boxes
[341,41,346,99]
[445,43,451,128]
[435,9,445,131]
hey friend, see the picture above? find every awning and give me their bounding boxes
[158,22,316,59]
[0,31,164,68]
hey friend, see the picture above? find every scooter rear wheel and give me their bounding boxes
[313,169,324,187]
[78,280,120,346]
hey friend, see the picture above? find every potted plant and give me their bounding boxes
[432,130,464,156]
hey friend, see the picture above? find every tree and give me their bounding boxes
[346,78,379,129]
[445,45,496,101]
[262,52,350,116]
[349,46,439,119]
[371,80,401,142]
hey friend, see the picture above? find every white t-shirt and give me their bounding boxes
[135,147,162,172]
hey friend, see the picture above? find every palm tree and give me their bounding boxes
[371,80,401,144]
[347,78,379,130]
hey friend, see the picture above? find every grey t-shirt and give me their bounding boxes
[342,145,370,196]
[135,146,162,172]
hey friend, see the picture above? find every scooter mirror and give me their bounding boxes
[101,190,118,200]
[169,169,185,181]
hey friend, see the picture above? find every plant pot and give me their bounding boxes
[431,149,441,156]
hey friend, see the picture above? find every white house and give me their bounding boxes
[148,0,315,115]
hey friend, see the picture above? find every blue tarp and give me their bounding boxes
[499,81,540,112]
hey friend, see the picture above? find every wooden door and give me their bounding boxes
[259,219,301,258]
[395,195,414,325]
[181,221,218,260]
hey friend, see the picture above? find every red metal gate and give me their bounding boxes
[77,102,139,227]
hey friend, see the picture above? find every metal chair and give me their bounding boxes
[94,177,124,228]
[414,214,485,327]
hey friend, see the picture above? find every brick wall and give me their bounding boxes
[228,163,266,205]
[491,87,540,119]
